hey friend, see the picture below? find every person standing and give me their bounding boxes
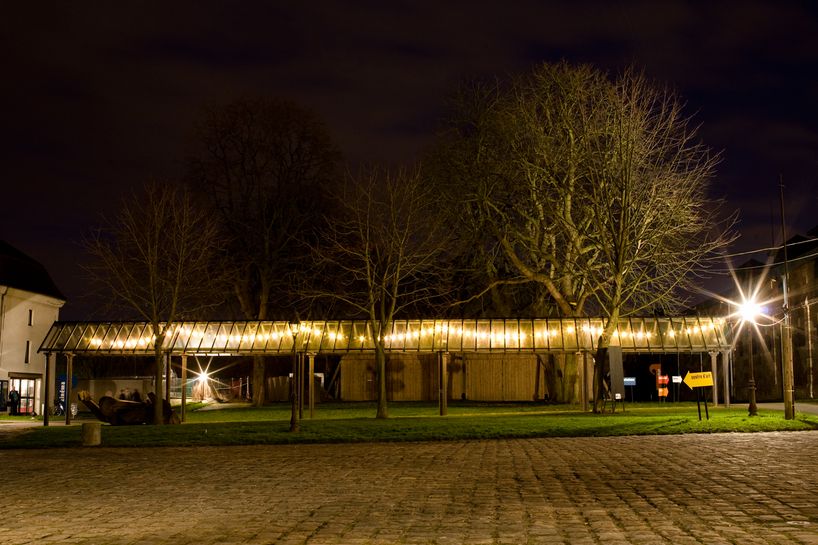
[8,387,20,416]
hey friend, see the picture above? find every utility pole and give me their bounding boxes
[806,297,814,399]
[779,178,795,419]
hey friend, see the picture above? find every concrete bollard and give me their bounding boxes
[81,422,102,446]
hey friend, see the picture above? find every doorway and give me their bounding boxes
[9,377,39,415]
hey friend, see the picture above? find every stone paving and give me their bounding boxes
[2,432,818,544]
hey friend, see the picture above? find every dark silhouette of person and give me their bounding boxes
[8,387,20,416]
[131,389,142,403]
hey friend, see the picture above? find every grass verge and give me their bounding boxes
[2,402,817,449]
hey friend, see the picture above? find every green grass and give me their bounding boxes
[3,401,817,449]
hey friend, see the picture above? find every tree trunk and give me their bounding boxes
[252,355,265,406]
[593,310,619,413]
[375,343,388,419]
[592,344,609,413]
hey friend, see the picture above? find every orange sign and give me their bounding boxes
[683,371,714,389]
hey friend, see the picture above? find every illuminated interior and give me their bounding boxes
[40,317,730,355]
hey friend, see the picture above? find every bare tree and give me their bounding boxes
[311,166,453,418]
[428,81,532,317]
[435,62,735,411]
[580,69,735,410]
[187,97,339,407]
[84,182,225,424]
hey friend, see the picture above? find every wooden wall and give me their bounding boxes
[453,354,546,401]
[339,353,552,402]
[340,354,438,401]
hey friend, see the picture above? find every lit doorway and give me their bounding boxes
[9,377,39,415]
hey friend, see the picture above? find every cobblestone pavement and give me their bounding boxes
[2,432,818,545]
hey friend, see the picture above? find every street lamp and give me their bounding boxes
[738,298,761,416]
[747,327,758,416]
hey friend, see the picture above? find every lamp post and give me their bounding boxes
[747,328,757,416]
[738,298,761,416]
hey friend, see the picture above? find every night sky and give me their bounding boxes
[3,1,817,319]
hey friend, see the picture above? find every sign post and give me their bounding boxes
[657,374,669,402]
[672,375,682,402]
[624,377,636,404]
[683,371,714,421]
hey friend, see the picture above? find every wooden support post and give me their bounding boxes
[43,352,51,426]
[578,352,587,412]
[298,353,304,419]
[721,350,730,408]
[308,353,315,419]
[181,354,188,423]
[164,353,171,404]
[65,353,74,425]
[462,354,468,400]
[582,352,594,412]
[289,349,300,433]
[709,351,719,406]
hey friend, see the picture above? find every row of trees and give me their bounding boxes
[85,62,734,422]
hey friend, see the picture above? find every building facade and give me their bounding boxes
[0,242,65,415]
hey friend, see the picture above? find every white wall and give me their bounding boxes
[0,286,64,412]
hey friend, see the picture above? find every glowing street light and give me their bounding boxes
[735,296,761,416]
[738,299,762,324]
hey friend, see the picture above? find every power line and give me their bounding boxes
[715,235,818,260]
[708,248,818,273]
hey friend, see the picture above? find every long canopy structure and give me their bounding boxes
[40,316,730,356]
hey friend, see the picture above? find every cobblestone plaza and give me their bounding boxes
[3,431,817,544]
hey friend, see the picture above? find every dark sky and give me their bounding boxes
[3,1,817,319]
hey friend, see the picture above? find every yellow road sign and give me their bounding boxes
[683,371,713,389]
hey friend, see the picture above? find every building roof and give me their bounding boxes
[39,316,731,355]
[0,241,65,301]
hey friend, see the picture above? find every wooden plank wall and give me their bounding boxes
[265,375,325,403]
[339,353,549,402]
[265,376,290,402]
[456,354,544,401]
[340,354,438,401]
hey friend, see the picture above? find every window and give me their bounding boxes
[24,340,30,364]
[28,309,33,326]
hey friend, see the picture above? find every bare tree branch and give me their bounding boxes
[307,166,454,418]
[83,181,226,424]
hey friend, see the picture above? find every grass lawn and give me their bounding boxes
[2,401,817,449]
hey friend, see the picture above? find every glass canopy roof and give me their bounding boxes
[40,317,731,356]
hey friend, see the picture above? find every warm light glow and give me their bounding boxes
[69,317,727,354]
[738,298,762,323]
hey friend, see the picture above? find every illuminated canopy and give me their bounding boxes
[40,317,730,356]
